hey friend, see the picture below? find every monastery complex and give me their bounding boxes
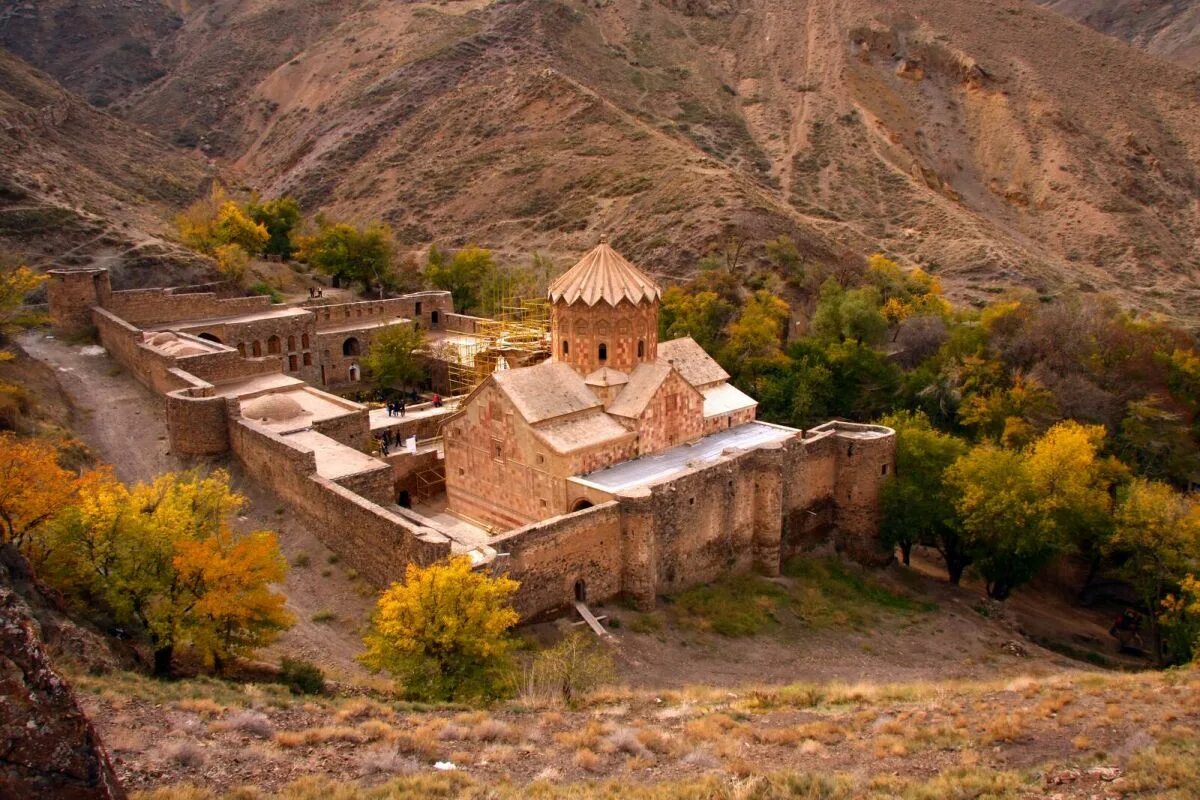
[47,241,895,619]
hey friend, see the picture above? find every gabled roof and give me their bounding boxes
[701,382,757,418]
[584,367,629,387]
[606,362,675,419]
[533,411,634,454]
[658,337,729,388]
[491,360,599,424]
[547,240,662,307]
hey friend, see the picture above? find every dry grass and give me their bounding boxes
[574,746,602,772]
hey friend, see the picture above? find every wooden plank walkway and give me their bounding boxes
[574,601,611,638]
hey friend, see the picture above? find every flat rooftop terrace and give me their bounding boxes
[283,429,384,480]
[318,317,410,336]
[573,421,798,494]
[211,373,305,399]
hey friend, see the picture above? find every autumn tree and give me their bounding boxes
[0,260,47,344]
[878,412,968,577]
[361,556,519,702]
[0,433,83,557]
[1106,479,1200,662]
[176,183,269,281]
[45,470,292,675]
[1160,575,1200,664]
[426,245,495,314]
[363,323,427,394]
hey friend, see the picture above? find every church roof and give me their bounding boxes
[547,239,662,307]
[492,360,600,424]
[584,367,629,387]
[658,337,729,388]
[606,362,675,419]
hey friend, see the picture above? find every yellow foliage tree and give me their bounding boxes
[362,556,519,701]
[0,263,47,348]
[176,183,268,276]
[46,469,292,675]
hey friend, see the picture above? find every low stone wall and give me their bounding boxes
[443,313,488,334]
[334,462,395,507]
[312,406,371,451]
[492,502,623,619]
[228,418,450,585]
[374,403,456,442]
[93,308,191,394]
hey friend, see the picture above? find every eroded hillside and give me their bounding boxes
[1036,0,1200,69]
[0,49,215,287]
[2,0,1199,322]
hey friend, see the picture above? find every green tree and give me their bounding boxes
[426,245,495,314]
[297,221,394,294]
[659,287,736,353]
[1106,479,1200,663]
[248,196,302,259]
[810,278,887,346]
[363,324,428,393]
[945,444,1059,600]
[361,556,519,702]
[719,290,790,395]
[879,412,969,578]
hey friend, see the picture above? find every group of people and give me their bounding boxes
[306,286,325,298]
[376,428,399,456]
[385,398,407,417]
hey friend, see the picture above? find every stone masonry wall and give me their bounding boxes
[492,502,624,619]
[228,418,450,585]
[552,298,658,375]
[104,288,271,326]
[46,269,111,334]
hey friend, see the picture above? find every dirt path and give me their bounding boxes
[18,331,375,681]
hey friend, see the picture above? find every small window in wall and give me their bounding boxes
[301,333,310,349]
[287,335,296,351]
[302,352,312,366]
[598,342,607,362]
[431,310,439,324]
[536,453,545,465]
[562,340,570,356]
[288,355,298,372]
[458,467,465,476]
[415,301,423,315]
[267,335,281,355]
[252,340,262,357]
[637,339,645,358]
[492,439,504,461]
[881,464,889,476]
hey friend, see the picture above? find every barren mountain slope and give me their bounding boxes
[3,0,1199,322]
[0,50,215,287]
[1036,0,1200,69]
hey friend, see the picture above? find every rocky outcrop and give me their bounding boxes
[0,546,125,800]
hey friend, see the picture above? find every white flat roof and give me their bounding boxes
[150,306,309,330]
[572,421,798,493]
[283,429,385,480]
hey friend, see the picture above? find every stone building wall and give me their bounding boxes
[307,292,453,332]
[105,288,271,326]
[46,268,111,333]
[228,418,450,585]
[491,502,624,619]
[310,406,371,451]
[174,314,320,385]
[165,384,232,456]
[613,370,707,456]
[703,405,758,436]
[551,298,658,375]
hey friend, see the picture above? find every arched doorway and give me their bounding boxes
[571,498,594,512]
[343,337,361,356]
[349,364,361,382]
[398,490,412,508]
[574,579,587,603]
[197,332,222,344]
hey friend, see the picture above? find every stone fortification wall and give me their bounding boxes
[228,418,450,585]
[93,309,192,394]
[333,463,395,507]
[826,423,895,565]
[492,502,623,619]
[309,292,452,332]
[47,268,111,333]
[443,313,487,334]
[310,406,371,451]
[105,288,272,326]
[166,384,232,456]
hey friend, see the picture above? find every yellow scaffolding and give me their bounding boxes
[444,296,551,397]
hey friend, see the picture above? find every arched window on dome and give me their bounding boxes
[598,342,607,362]
[562,340,570,356]
[637,339,645,358]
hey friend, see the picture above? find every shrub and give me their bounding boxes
[279,657,325,695]
[526,631,616,705]
[213,710,274,738]
[164,740,205,768]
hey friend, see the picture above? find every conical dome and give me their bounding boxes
[547,239,661,307]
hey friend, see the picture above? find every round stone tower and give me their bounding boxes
[548,237,661,376]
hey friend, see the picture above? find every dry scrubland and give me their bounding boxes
[85,667,1199,800]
